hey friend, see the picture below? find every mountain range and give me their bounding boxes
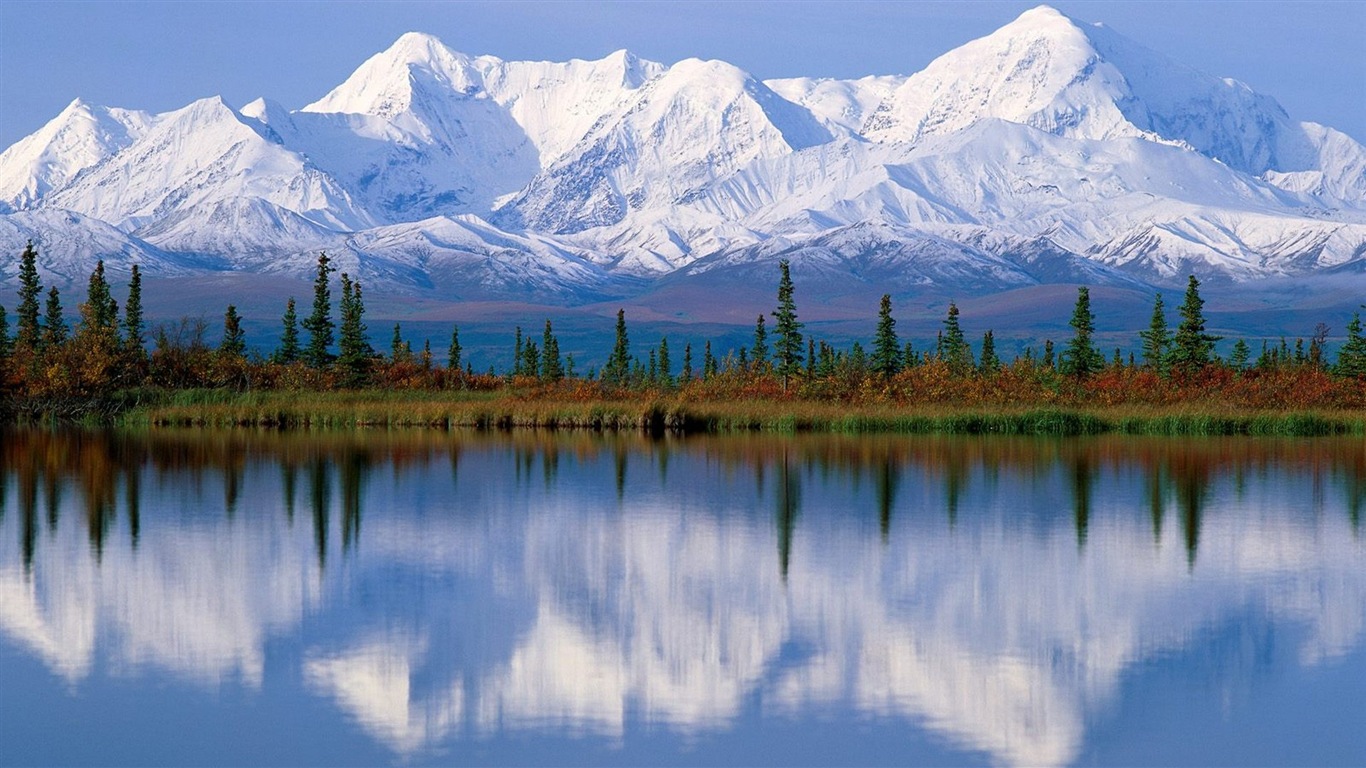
[2,5,1364,308]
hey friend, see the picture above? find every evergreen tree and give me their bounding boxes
[42,286,67,349]
[1229,338,1251,371]
[806,338,817,378]
[15,241,42,351]
[1336,312,1366,378]
[124,264,145,354]
[337,275,371,386]
[1139,292,1171,374]
[83,259,118,333]
[604,309,631,385]
[541,320,564,382]
[220,305,246,358]
[512,327,524,376]
[521,339,540,379]
[849,341,868,373]
[1043,339,1055,369]
[421,339,433,371]
[751,315,769,371]
[391,323,408,364]
[940,302,972,373]
[871,293,900,378]
[302,253,335,367]
[903,341,918,370]
[681,343,693,383]
[447,325,462,371]
[0,304,8,361]
[647,348,657,383]
[1309,323,1330,368]
[657,336,671,387]
[1060,287,1103,378]
[1170,275,1221,376]
[770,259,804,390]
[979,330,1000,374]
[276,298,300,363]
[703,340,717,379]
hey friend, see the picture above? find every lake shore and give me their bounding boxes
[108,389,1366,436]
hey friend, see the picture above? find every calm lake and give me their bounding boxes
[1,428,1362,767]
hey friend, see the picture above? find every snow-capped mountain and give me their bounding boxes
[2,5,1363,303]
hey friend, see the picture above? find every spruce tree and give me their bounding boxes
[979,330,1000,374]
[0,304,9,361]
[277,298,300,363]
[903,341,918,370]
[940,302,971,374]
[541,320,564,382]
[1229,338,1250,371]
[123,264,145,354]
[604,309,630,385]
[42,286,67,349]
[657,336,671,387]
[1060,287,1103,378]
[84,260,118,333]
[1170,275,1220,376]
[806,338,817,378]
[703,340,716,380]
[770,259,804,390]
[1336,311,1366,378]
[1043,339,1055,369]
[872,294,900,378]
[521,340,539,379]
[15,241,42,351]
[447,325,462,371]
[751,315,769,371]
[681,343,693,383]
[302,253,335,367]
[513,327,524,376]
[220,305,246,358]
[1140,292,1171,374]
[421,339,433,371]
[337,275,370,385]
[391,323,407,364]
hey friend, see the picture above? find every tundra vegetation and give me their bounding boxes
[2,243,1364,435]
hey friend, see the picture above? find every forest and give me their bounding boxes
[2,242,1364,431]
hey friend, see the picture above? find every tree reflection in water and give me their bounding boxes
[0,427,1363,766]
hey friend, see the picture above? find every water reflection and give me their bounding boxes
[0,428,1363,766]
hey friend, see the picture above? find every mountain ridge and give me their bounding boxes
[2,5,1363,302]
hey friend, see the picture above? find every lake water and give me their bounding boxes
[1,428,1362,767]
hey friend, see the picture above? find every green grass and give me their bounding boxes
[110,389,1366,437]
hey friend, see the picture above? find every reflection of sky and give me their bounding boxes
[0,437,1363,767]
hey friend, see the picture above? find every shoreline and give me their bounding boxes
[93,390,1366,437]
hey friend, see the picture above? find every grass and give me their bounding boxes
[114,389,1366,437]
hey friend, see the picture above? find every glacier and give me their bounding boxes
[1,5,1363,305]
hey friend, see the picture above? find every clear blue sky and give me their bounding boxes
[2,0,1363,148]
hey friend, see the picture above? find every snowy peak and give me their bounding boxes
[864,5,1140,144]
[0,98,152,212]
[303,32,484,118]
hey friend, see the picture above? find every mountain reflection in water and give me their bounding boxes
[0,429,1363,766]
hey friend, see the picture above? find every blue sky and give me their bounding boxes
[2,1,1363,148]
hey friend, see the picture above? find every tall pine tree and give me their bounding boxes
[604,309,631,385]
[1169,275,1221,376]
[123,264,145,354]
[1060,287,1103,378]
[220,305,246,358]
[770,259,804,390]
[447,325,462,371]
[751,315,769,371]
[872,294,900,378]
[42,287,67,349]
[1335,311,1366,378]
[302,253,335,367]
[542,320,564,382]
[276,298,300,363]
[1139,292,1171,374]
[940,302,972,374]
[15,241,42,352]
[337,274,370,385]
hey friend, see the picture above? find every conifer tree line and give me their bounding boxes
[2,244,1365,415]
